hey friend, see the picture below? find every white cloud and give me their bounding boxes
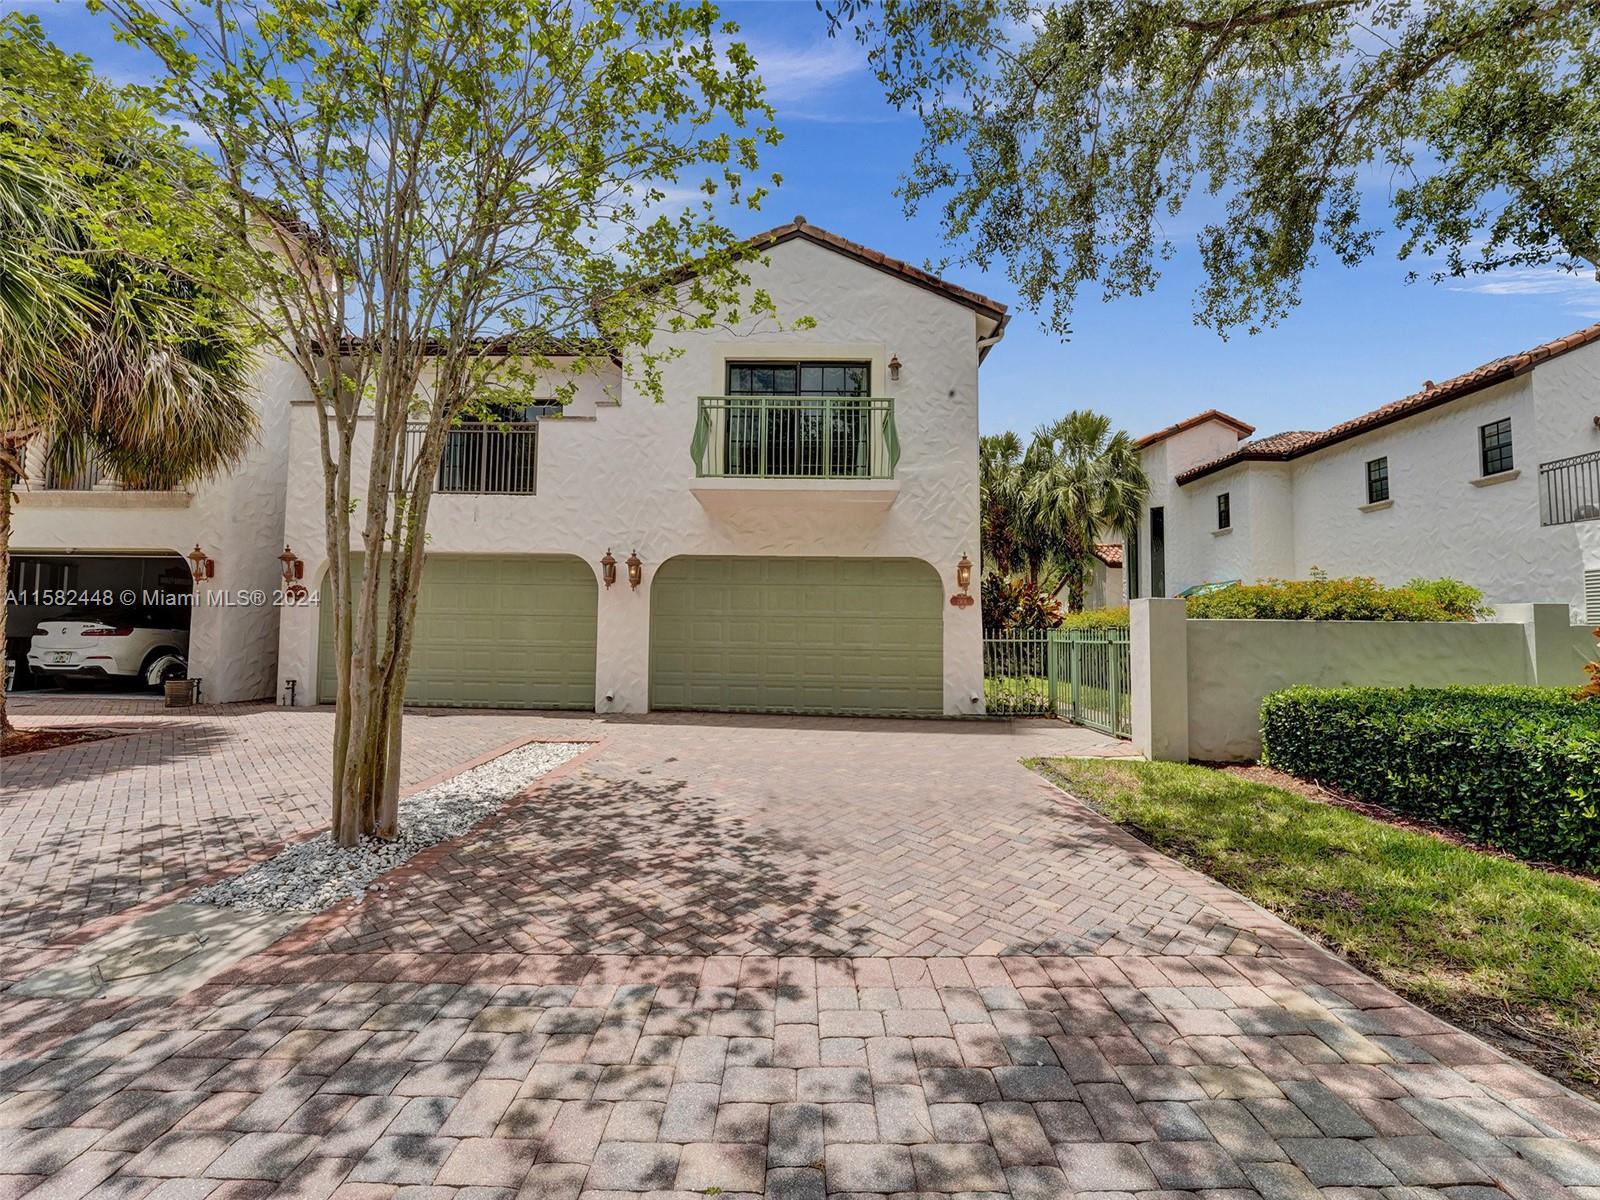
[1448,265,1600,318]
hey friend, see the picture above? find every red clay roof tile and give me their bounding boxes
[1136,409,1256,449]
[1174,322,1600,484]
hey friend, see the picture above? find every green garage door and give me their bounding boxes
[318,554,596,708]
[650,556,943,715]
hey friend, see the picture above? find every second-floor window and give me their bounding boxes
[1480,418,1513,477]
[1366,456,1389,503]
[412,402,548,495]
[1216,492,1231,530]
[724,360,873,477]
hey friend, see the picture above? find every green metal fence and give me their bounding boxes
[983,628,1132,737]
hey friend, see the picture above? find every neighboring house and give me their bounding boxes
[8,219,1007,715]
[1053,544,1124,610]
[1114,326,1600,623]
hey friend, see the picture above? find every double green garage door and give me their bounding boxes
[318,555,943,715]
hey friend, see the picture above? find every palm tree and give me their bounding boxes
[1022,411,1148,610]
[979,411,1149,611]
[0,142,255,736]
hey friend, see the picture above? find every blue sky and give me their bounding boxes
[26,0,1600,441]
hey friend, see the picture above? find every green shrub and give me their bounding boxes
[1260,686,1600,871]
[1058,606,1129,630]
[1403,577,1493,620]
[1187,575,1483,621]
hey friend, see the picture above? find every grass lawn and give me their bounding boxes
[1034,756,1600,1093]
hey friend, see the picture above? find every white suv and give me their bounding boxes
[27,611,189,688]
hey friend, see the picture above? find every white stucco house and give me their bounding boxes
[1116,325,1600,623]
[7,219,1007,714]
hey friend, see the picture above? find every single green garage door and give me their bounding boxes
[318,554,596,708]
[650,556,943,715]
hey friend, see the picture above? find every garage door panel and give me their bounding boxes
[318,555,596,708]
[650,556,941,716]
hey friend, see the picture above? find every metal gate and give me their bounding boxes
[982,628,1132,737]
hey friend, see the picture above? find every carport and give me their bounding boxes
[4,551,193,691]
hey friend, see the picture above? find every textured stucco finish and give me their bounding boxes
[1125,342,1600,621]
[276,237,990,713]
[10,354,300,702]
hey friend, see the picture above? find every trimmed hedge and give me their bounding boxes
[1260,686,1600,871]
[1058,606,1129,631]
[1187,575,1485,621]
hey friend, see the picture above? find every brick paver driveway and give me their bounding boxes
[2,703,1597,1200]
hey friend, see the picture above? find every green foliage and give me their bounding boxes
[1036,756,1600,1087]
[827,0,1600,338]
[981,573,1062,633]
[1186,575,1484,621]
[980,410,1146,608]
[1403,576,1494,621]
[1260,686,1600,872]
[1057,606,1129,631]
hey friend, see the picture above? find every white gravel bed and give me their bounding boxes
[187,740,585,913]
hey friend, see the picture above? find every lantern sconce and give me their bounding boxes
[278,544,304,585]
[601,548,618,589]
[626,550,643,590]
[888,354,902,383]
[950,552,975,609]
[188,543,216,582]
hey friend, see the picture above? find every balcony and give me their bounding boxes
[689,395,900,509]
[1539,450,1600,526]
[15,443,192,509]
[406,422,538,495]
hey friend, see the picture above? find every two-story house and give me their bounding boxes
[7,219,1007,715]
[1117,325,1600,623]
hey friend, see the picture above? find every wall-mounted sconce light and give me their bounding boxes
[950,552,975,608]
[188,543,216,582]
[888,354,902,382]
[601,548,617,589]
[627,550,643,590]
[278,544,304,586]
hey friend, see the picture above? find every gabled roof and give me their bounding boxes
[1091,543,1123,568]
[1176,321,1600,485]
[1136,408,1255,449]
[749,217,1009,325]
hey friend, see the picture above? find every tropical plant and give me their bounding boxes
[980,412,1147,611]
[99,0,779,845]
[0,16,256,737]
[1578,628,1600,701]
[980,572,1063,633]
[826,0,1600,338]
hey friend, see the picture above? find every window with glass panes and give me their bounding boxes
[1480,418,1513,476]
[724,362,872,476]
[1217,493,1231,529]
[1366,457,1389,503]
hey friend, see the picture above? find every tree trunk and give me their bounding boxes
[0,462,15,737]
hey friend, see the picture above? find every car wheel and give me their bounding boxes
[140,651,188,688]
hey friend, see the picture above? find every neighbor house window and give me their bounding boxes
[1216,493,1231,530]
[1366,457,1389,503]
[725,360,872,476]
[1480,418,1513,476]
[1150,506,1166,597]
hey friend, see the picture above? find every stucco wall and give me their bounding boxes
[1149,342,1600,620]
[1182,614,1587,761]
[10,352,301,702]
[277,236,988,713]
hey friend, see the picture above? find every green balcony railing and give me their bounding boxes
[692,395,899,479]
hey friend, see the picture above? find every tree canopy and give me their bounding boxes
[96,0,782,843]
[827,0,1600,336]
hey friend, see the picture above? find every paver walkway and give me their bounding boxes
[1,703,1596,1200]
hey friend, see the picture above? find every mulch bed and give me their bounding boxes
[1211,761,1600,888]
[1,726,124,757]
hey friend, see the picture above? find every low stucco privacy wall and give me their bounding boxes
[1130,599,1594,761]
